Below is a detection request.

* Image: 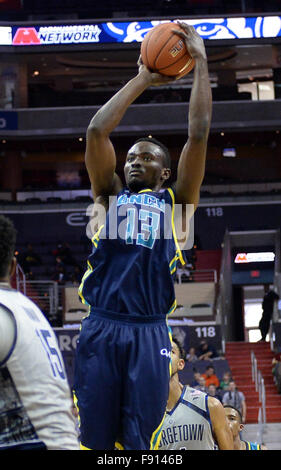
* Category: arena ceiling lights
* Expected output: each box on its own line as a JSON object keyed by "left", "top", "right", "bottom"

{"left": 0, "top": 15, "right": 280, "bottom": 47}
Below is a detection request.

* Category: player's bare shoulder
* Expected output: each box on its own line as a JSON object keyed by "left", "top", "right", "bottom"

{"left": 207, "top": 395, "right": 228, "bottom": 422}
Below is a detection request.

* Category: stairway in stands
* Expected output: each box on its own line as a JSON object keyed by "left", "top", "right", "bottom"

{"left": 225, "top": 342, "right": 281, "bottom": 424}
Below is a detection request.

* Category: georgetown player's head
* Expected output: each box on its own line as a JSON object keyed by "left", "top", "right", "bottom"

{"left": 171, "top": 336, "right": 186, "bottom": 377}
{"left": 124, "top": 137, "right": 171, "bottom": 193}
{"left": 0, "top": 215, "right": 17, "bottom": 281}
{"left": 223, "top": 405, "right": 244, "bottom": 439}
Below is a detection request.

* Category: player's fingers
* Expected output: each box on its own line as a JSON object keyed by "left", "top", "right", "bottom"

{"left": 137, "top": 54, "right": 143, "bottom": 66}
{"left": 172, "top": 29, "right": 189, "bottom": 44}
{"left": 177, "top": 21, "right": 196, "bottom": 35}
{"left": 176, "top": 20, "right": 189, "bottom": 31}
{"left": 171, "top": 28, "right": 186, "bottom": 38}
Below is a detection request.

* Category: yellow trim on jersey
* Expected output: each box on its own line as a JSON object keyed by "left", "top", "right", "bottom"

{"left": 169, "top": 254, "right": 179, "bottom": 275}
{"left": 167, "top": 299, "right": 177, "bottom": 316}
{"left": 167, "top": 187, "right": 186, "bottom": 266}
{"left": 80, "top": 443, "right": 91, "bottom": 450}
{"left": 150, "top": 412, "right": 167, "bottom": 450}
{"left": 78, "top": 224, "right": 104, "bottom": 305}
{"left": 78, "top": 259, "right": 93, "bottom": 305}
{"left": 72, "top": 391, "right": 80, "bottom": 427}
{"left": 138, "top": 188, "right": 153, "bottom": 193}
{"left": 91, "top": 224, "right": 104, "bottom": 247}
{"left": 167, "top": 324, "right": 173, "bottom": 377}
{"left": 245, "top": 441, "right": 261, "bottom": 450}
{"left": 150, "top": 324, "right": 173, "bottom": 450}
{"left": 115, "top": 441, "right": 125, "bottom": 450}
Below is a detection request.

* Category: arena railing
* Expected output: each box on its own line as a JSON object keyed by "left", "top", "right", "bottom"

{"left": 15, "top": 263, "right": 26, "bottom": 295}
{"left": 177, "top": 269, "right": 217, "bottom": 283}
{"left": 251, "top": 351, "right": 266, "bottom": 444}
{"left": 18, "top": 280, "right": 59, "bottom": 322}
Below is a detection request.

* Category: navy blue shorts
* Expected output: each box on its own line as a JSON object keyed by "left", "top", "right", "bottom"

{"left": 73, "top": 309, "right": 172, "bottom": 450}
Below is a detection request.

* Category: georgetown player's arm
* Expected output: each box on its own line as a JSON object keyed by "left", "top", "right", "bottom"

{"left": 85, "top": 64, "right": 173, "bottom": 204}
{"left": 208, "top": 397, "right": 234, "bottom": 450}
{"left": 172, "top": 22, "right": 212, "bottom": 213}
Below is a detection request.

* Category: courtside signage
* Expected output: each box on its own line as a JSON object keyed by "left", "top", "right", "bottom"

{"left": 0, "top": 16, "right": 280, "bottom": 46}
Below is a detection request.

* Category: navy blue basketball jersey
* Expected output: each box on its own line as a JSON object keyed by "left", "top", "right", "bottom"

{"left": 79, "top": 187, "right": 185, "bottom": 318}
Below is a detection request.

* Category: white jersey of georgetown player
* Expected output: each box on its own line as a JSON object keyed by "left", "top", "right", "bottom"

{"left": 158, "top": 386, "right": 218, "bottom": 450}
{"left": 0, "top": 286, "right": 79, "bottom": 450}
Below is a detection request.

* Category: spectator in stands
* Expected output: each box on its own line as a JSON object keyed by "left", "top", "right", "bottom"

{"left": 197, "top": 340, "right": 218, "bottom": 360}
{"left": 71, "top": 265, "right": 83, "bottom": 286}
{"left": 193, "top": 375, "right": 207, "bottom": 393}
{"left": 202, "top": 365, "right": 220, "bottom": 388}
{"left": 25, "top": 271, "right": 35, "bottom": 281}
{"left": 272, "top": 356, "right": 281, "bottom": 394}
{"left": 190, "top": 370, "right": 202, "bottom": 388}
{"left": 55, "top": 256, "right": 65, "bottom": 268}
{"left": 52, "top": 241, "right": 77, "bottom": 267}
{"left": 176, "top": 264, "right": 192, "bottom": 283}
{"left": 186, "top": 347, "right": 198, "bottom": 363}
{"left": 220, "top": 371, "right": 232, "bottom": 391}
{"left": 222, "top": 380, "right": 246, "bottom": 424}
{"left": 51, "top": 264, "right": 68, "bottom": 285}
{"left": 258, "top": 288, "right": 279, "bottom": 341}
{"left": 207, "top": 384, "right": 222, "bottom": 403}
{"left": 19, "top": 243, "right": 42, "bottom": 273}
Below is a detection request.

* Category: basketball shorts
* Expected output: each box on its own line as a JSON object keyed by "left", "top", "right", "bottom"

{"left": 73, "top": 309, "right": 172, "bottom": 450}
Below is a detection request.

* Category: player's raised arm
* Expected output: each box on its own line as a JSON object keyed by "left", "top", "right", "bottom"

{"left": 208, "top": 397, "right": 234, "bottom": 450}
{"left": 85, "top": 63, "right": 173, "bottom": 200}
{"left": 173, "top": 22, "right": 212, "bottom": 211}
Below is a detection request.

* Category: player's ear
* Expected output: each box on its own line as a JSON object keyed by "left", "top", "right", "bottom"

{"left": 178, "top": 359, "right": 185, "bottom": 371}
{"left": 239, "top": 423, "right": 244, "bottom": 432}
{"left": 161, "top": 168, "right": 171, "bottom": 181}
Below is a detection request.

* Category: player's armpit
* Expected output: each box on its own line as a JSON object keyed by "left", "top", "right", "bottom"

{"left": 208, "top": 396, "right": 234, "bottom": 450}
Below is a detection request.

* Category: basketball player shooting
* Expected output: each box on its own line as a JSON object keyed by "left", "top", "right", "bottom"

{"left": 74, "top": 22, "right": 212, "bottom": 450}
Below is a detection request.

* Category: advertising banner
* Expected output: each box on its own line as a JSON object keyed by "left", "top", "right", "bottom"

{"left": 0, "top": 16, "right": 280, "bottom": 47}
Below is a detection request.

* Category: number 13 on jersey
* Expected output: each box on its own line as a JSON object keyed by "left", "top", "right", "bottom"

{"left": 125, "top": 208, "right": 160, "bottom": 249}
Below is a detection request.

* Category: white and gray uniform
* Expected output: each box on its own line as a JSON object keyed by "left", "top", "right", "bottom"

{"left": 158, "top": 386, "right": 217, "bottom": 450}
{"left": 0, "top": 286, "right": 79, "bottom": 450}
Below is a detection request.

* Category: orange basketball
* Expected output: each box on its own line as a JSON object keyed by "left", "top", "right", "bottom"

{"left": 140, "top": 22, "right": 195, "bottom": 79}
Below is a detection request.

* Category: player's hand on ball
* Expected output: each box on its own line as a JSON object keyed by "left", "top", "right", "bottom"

{"left": 137, "top": 55, "right": 176, "bottom": 86}
{"left": 172, "top": 22, "right": 207, "bottom": 61}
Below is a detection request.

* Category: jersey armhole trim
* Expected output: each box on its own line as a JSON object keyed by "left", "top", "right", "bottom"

{"left": 205, "top": 394, "right": 215, "bottom": 440}
{"left": 0, "top": 303, "right": 17, "bottom": 367}
{"left": 167, "top": 187, "right": 185, "bottom": 266}
{"left": 166, "top": 385, "right": 187, "bottom": 416}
